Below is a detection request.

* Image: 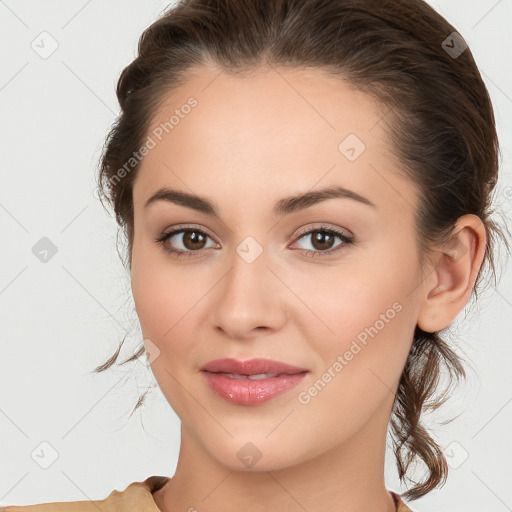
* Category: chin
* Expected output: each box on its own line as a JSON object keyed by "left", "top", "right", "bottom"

{"left": 204, "top": 435, "right": 312, "bottom": 473}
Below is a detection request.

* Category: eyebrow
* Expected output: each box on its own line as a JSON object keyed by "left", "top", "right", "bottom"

{"left": 144, "top": 185, "right": 376, "bottom": 217}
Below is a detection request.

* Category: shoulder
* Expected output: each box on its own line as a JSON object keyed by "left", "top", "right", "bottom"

{"left": 0, "top": 475, "right": 170, "bottom": 512}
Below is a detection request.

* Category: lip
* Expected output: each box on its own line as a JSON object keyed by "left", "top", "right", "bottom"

{"left": 200, "top": 357, "right": 309, "bottom": 375}
{"left": 200, "top": 358, "right": 309, "bottom": 406}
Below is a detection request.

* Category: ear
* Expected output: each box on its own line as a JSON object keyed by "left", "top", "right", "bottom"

{"left": 417, "top": 214, "right": 487, "bottom": 333}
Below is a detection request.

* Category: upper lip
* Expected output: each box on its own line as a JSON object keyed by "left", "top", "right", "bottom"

{"left": 200, "top": 358, "right": 309, "bottom": 376}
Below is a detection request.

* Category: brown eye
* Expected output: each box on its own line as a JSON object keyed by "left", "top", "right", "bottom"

{"left": 309, "top": 230, "right": 337, "bottom": 251}
{"left": 155, "top": 227, "right": 218, "bottom": 257}
{"left": 181, "top": 230, "right": 208, "bottom": 250}
{"left": 292, "top": 226, "right": 354, "bottom": 257}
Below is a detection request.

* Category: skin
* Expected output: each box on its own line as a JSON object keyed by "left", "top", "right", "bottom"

{"left": 129, "top": 64, "right": 486, "bottom": 512}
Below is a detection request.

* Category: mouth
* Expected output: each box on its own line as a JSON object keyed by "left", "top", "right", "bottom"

{"left": 199, "top": 358, "right": 309, "bottom": 405}
{"left": 205, "top": 371, "right": 300, "bottom": 380}
{"left": 199, "top": 357, "right": 309, "bottom": 376}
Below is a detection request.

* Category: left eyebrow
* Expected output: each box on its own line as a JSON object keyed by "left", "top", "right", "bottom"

{"left": 143, "top": 184, "right": 376, "bottom": 217}
{"left": 274, "top": 185, "right": 376, "bottom": 216}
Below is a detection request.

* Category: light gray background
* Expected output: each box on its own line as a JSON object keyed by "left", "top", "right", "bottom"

{"left": 0, "top": 1, "right": 511, "bottom": 510}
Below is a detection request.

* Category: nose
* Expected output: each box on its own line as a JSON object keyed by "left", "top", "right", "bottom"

{"left": 210, "top": 244, "right": 288, "bottom": 340}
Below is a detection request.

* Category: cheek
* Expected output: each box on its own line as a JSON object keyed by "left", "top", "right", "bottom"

{"left": 294, "top": 240, "right": 419, "bottom": 374}
{"left": 130, "top": 254, "right": 201, "bottom": 409}
{"left": 130, "top": 240, "right": 217, "bottom": 380}
{"left": 131, "top": 240, "right": 193, "bottom": 340}
{"left": 293, "top": 263, "right": 417, "bottom": 434}
{"left": 132, "top": 269, "right": 197, "bottom": 341}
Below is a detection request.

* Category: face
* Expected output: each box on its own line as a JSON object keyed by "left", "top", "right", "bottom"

{"left": 130, "top": 65, "right": 426, "bottom": 471}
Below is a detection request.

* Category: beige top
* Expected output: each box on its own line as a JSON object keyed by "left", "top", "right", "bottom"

{"left": 1, "top": 475, "right": 413, "bottom": 511}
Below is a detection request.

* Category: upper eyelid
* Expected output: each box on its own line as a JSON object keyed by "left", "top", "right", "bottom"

{"left": 293, "top": 224, "right": 352, "bottom": 239}
{"left": 163, "top": 223, "right": 219, "bottom": 243}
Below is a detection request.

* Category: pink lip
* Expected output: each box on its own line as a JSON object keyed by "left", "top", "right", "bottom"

{"left": 200, "top": 357, "right": 308, "bottom": 375}
{"left": 200, "top": 358, "right": 309, "bottom": 405}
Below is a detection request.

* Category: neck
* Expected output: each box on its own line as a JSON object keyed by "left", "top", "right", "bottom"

{"left": 154, "top": 397, "right": 397, "bottom": 512}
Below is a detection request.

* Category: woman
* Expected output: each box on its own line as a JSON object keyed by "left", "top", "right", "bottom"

{"left": 3, "top": 0, "right": 508, "bottom": 510}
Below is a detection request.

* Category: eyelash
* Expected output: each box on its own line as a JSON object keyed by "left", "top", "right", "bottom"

{"left": 154, "top": 224, "right": 354, "bottom": 259}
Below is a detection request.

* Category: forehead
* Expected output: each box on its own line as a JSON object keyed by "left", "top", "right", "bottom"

{"left": 132, "top": 65, "right": 416, "bottom": 218}
{"left": 143, "top": 64, "right": 389, "bottom": 156}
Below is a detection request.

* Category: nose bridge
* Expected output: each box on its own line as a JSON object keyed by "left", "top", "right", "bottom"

{"left": 223, "top": 236, "right": 272, "bottom": 308}
{"left": 211, "top": 235, "right": 286, "bottom": 337}
{"left": 228, "top": 236, "right": 268, "bottom": 295}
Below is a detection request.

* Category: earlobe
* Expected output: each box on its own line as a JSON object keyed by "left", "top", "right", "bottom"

{"left": 417, "top": 214, "right": 487, "bottom": 333}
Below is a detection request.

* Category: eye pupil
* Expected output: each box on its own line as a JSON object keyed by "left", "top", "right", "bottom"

{"left": 184, "top": 231, "right": 207, "bottom": 250}
{"left": 312, "top": 230, "right": 335, "bottom": 251}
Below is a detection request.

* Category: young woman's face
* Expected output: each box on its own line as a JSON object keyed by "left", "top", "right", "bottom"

{"left": 130, "top": 65, "right": 426, "bottom": 470}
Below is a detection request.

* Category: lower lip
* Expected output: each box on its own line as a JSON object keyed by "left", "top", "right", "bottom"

{"left": 201, "top": 371, "right": 308, "bottom": 405}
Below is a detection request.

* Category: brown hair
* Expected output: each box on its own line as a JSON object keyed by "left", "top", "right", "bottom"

{"left": 94, "top": 0, "right": 509, "bottom": 501}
